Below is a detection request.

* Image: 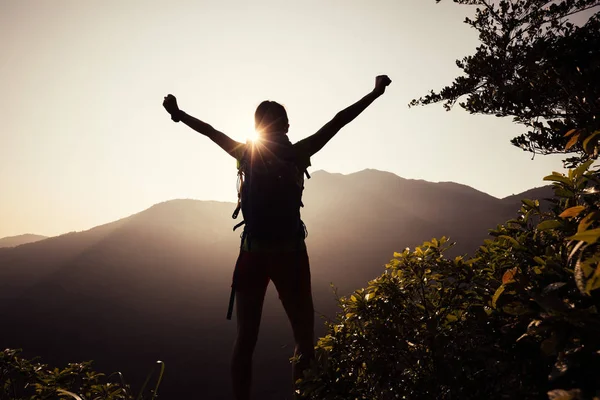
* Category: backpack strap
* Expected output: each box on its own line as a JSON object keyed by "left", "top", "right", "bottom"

{"left": 226, "top": 286, "right": 236, "bottom": 320}
{"left": 232, "top": 142, "right": 251, "bottom": 221}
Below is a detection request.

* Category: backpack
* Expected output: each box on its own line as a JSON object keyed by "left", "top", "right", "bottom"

{"left": 231, "top": 139, "right": 310, "bottom": 245}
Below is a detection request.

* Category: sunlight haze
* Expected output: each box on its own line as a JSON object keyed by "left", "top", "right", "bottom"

{"left": 0, "top": 0, "right": 567, "bottom": 237}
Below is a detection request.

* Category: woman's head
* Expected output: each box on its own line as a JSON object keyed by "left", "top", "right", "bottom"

{"left": 254, "top": 101, "right": 289, "bottom": 136}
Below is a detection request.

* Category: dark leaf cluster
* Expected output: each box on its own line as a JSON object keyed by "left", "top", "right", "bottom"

{"left": 411, "top": 0, "right": 600, "bottom": 159}
{"left": 0, "top": 349, "right": 164, "bottom": 400}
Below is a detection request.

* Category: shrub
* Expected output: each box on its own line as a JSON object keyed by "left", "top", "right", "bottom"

{"left": 0, "top": 349, "right": 164, "bottom": 400}
{"left": 298, "top": 163, "right": 600, "bottom": 399}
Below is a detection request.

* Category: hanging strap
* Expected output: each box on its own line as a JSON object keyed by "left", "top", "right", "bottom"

{"left": 232, "top": 144, "right": 250, "bottom": 221}
{"left": 232, "top": 169, "right": 244, "bottom": 220}
{"left": 226, "top": 287, "right": 236, "bottom": 320}
{"left": 227, "top": 230, "right": 248, "bottom": 320}
{"left": 227, "top": 251, "right": 241, "bottom": 320}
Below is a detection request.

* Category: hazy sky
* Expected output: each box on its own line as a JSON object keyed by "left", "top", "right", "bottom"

{"left": 1, "top": 0, "right": 570, "bottom": 238}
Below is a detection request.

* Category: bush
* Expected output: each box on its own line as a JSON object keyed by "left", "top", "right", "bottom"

{"left": 298, "top": 163, "right": 600, "bottom": 399}
{"left": 0, "top": 349, "right": 164, "bottom": 400}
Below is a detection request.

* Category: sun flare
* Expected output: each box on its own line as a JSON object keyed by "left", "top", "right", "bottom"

{"left": 247, "top": 130, "right": 261, "bottom": 143}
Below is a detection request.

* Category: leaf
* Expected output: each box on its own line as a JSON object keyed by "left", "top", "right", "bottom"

{"left": 565, "top": 132, "right": 580, "bottom": 150}
{"left": 543, "top": 174, "right": 571, "bottom": 186}
{"left": 465, "top": 257, "right": 481, "bottom": 266}
{"left": 537, "top": 220, "right": 562, "bottom": 230}
{"left": 547, "top": 389, "right": 576, "bottom": 400}
{"left": 585, "top": 262, "right": 600, "bottom": 293}
{"left": 554, "top": 187, "right": 575, "bottom": 198}
{"left": 57, "top": 390, "right": 83, "bottom": 400}
{"left": 533, "top": 256, "right": 546, "bottom": 265}
{"left": 502, "top": 302, "right": 530, "bottom": 316}
{"left": 567, "top": 228, "right": 600, "bottom": 244}
{"left": 577, "top": 212, "right": 597, "bottom": 233}
{"left": 568, "top": 240, "right": 586, "bottom": 261}
{"left": 491, "top": 285, "right": 505, "bottom": 308}
{"left": 559, "top": 206, "right": 586, "bottom": 218}
{"left": 573, "top": 159, "right": 595, "bottom": 179}
{"left": 502, "top": 267, "right": 517, "bottom": 284}
{"left": 521, "top": 199, "right": 538, "bottom": 209}
{"left": 583, "top": 131, "right": 600, "bottom": 154}
{"left": 564, "top": 129, "right": 578, "bottom": 137}
{"left": 499, "top": 235, "right": 521, "bottom": 248}
{"left": 365, "top": 292, "right": 374, "bottom": 301}
{"left": 542, "top": 282, "right": 566, "bottom": 294}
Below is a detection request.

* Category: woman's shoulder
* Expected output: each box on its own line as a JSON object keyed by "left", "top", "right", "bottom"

{"left": 292, "top": 141, "right": 312, "bottom": 170}
{"left": 232, "top": 142, "right": 249, "bottom": 162}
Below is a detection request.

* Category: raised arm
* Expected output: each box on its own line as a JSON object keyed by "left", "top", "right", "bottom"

{"left": 163, "top": 94, "right": 244, "bottom": 158}
{"left": 297, "top": 75, "right": 392, "bottom": 157}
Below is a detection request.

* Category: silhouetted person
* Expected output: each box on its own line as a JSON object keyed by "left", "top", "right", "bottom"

{"left": 163, "top": 75, "right": 391, "bottom": 400}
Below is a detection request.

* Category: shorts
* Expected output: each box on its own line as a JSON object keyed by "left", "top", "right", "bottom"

{"left": 231, "top": 248, "right": 312, "bottom": 299}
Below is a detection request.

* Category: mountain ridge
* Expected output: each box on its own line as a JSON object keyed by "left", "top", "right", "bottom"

{"left": 0, "top": 234, "right": 48, "bottom": 248}
{"left": 1, "top": 169, "right": 549, "bottom": 241}
{"left": 311, "top": 168, "right": 516, "bottom": 201}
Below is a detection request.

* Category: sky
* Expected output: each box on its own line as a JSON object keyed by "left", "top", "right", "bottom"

{"left": 0, "top": 0, "right": 571, "bottom": 238}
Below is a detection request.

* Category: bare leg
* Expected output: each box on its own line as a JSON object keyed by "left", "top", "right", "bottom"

{"left": 231, "top": 286, "right": 267, "bottom": 400}
{"left": 281, "top": 289, "right": 315, "bottom": 389}
{"left": 271, "top": 251, "right": 315, "bottom": 398}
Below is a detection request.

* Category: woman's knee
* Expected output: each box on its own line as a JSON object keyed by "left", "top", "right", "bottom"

{"left": 235, "top": 329, "right": 260, "bottom": 350}
{"left": 293, "top": 327, "right": 314, "bottom": 350}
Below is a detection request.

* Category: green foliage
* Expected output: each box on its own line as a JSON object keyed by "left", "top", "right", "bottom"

{"left": 410, "top": 0, "right": 600, "bottom": 161}
{"left": 0, "top": 349, "right": 164, "bottom": 400}
{"left": 298, "top": 163, "right": 600, "bottom": 399}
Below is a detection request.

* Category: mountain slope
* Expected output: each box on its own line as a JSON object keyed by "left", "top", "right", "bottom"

{"left": 0, "top": 169, "right": 552, "bottom": 399}
{"left": 0, "top": 234, "right": 47, "bottom": 248}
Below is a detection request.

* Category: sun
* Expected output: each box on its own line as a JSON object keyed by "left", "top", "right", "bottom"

{"left": 247, "top": 129, "right": 261, "bottom": 143}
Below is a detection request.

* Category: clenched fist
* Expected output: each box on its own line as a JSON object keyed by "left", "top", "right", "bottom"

{"left": 374, "top": 75, "right": 392, "bottom": 96}
{"left": 163, "top": 94, "right": 181, "bottom": 122}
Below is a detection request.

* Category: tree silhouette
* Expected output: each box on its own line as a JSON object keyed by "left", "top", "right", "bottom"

{"left": 411, "top": 0, "right": 600, "bottom": 164}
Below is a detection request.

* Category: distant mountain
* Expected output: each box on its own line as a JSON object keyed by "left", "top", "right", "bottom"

{"left": 0, "top": 169, "right": 552, "bottom": 399}
{"left": 0, "top": 234, "right": 47, "bottom": 248}
{"left": 502, "top": 185, "right": 555, "bottom": 203}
